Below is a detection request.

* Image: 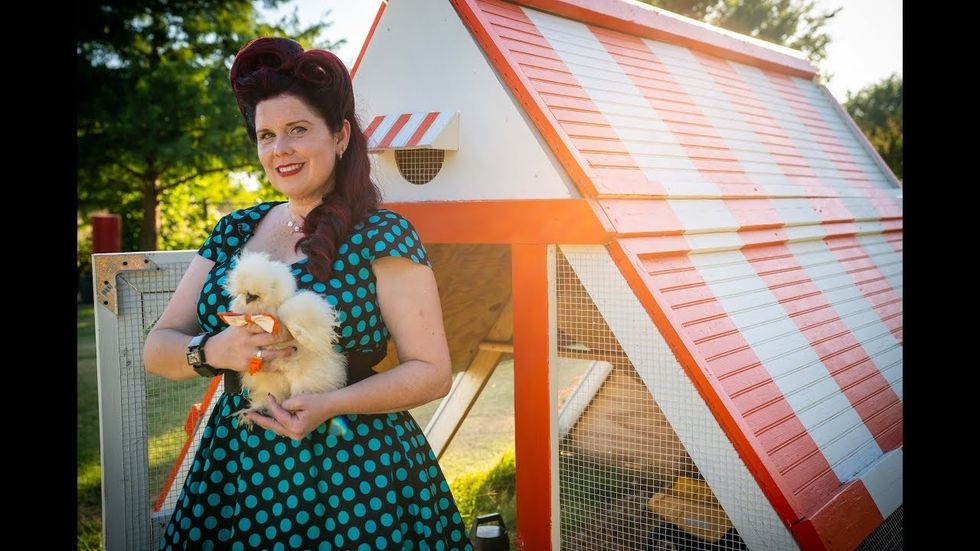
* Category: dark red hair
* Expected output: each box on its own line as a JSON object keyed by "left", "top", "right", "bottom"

{"left": 229, "top": 37, "right": 381, "bottom": 280}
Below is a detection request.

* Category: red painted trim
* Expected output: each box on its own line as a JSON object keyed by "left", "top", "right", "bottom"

{"left": 511, "top": 244, "right": 553, "bottom": 550}
{"left": 791, "top": 479, "right": 884, "bottom": 551}
{"left": 385, "top": 199, "right": 899, "bottom": 249}
{"left": 152, "top": 378, "right": 223, "bottom": 512}
{"left": 606, "top": 240, "right": 803, "bottom": 524}
{"left": 381, "top": 200, "right": 614, "bottom": 244}
{"left": 511, "top": 0, "right": 816, "bottom": 78}
{"left": 378, "top": 113, "right": 412, "bottom": 148}
{"left": 407, "top": 112, "right": 440, "bottom": 147}
{"left": 363, "top": 115, "right": 385, "bottom": 142}
{"left": 350, "top": 0, "right": 387, "bottom": 79}
{"left": 451, "top": 0, "right": 600, "bottom": 197}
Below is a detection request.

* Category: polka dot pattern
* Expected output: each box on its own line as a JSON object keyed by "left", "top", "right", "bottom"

{"left": 160, "top": 203, "right": 470, "bottom": 550}
{"left": 195, "top": 203, "right": 431, "bottom": 348}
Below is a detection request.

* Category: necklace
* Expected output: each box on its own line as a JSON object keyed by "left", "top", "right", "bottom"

{"left": 285, "top": 206, "right": 304, "bottom": 233}
{"left": 286, "top": 217, "right": 303, "bottom": 233}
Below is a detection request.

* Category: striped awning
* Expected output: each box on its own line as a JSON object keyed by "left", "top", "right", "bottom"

{"left": 363, "top": 111, "right": 459, "bottom": 152}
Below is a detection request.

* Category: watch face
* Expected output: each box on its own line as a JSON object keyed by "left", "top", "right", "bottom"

{"left": 187, "top": 349, "right": 203, "bottom": 366}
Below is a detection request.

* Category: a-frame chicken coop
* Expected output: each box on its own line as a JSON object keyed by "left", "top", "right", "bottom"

{"left": 95, "top": 1, "right": 902, "bottom": 550}
{"left": 352, "top": 1, "right": 903, "bottom": 550}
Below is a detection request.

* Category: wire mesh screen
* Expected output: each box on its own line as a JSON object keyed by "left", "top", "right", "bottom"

{"left": 555, "top": 247, "right": 754, "bottom": 551}
{"left": 395, "top": 148, "right": 445, "bottom": 184}
{"left": 855, "top": 506, "right": 903, "bottom": 551}
{"left": 98, "top": 252, "right": 221, "bottom": 549}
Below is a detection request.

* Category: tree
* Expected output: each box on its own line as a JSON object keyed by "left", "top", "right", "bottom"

{"left": 77, "top": 0, "right": 341, "bottom": 252}
{"left": 845, "top": 74, "right": 902, "bottom": 182}
{"left": 638, "top": 0, "right": 840, "bottom": 69}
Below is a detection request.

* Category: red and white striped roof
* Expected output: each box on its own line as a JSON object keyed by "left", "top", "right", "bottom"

{"left": 363, "top": 111, "right": 459, "bottom": 151}
{"left": 450, "top": 1, "right": 903, "bottom": 548}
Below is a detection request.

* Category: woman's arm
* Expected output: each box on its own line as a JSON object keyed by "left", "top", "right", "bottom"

{"left": 248, "top": 255, "right": 453, "bottom": 439}
{"left": 144, "top": 255, "right": 295, "bottom": 380}
{"left": 144, "top": 256, "right": 218, "bottom": 381}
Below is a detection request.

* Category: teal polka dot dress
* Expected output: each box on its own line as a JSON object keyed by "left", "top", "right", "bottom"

{"left": 160, "top": 202, "right": 473, "bottom": 551}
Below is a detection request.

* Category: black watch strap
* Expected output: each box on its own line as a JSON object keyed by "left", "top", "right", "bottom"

{"left": 186, "top": 332, "right": 220, "bottom": 377}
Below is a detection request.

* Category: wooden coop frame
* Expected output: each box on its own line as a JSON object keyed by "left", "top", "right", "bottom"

{"left": 95, "top": 1, "right": 903, "bottom": 550}
{"left": 352, "top": 1, "right": 903, "bottom": 550}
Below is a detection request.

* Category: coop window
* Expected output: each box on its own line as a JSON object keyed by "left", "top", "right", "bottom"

{"left": 395, "top": 148, "right": 445, "bottom": 185}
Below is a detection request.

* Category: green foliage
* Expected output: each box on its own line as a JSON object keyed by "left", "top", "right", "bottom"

{"left": 845, "top": 74, "right": 903, "bottom": 181}
{"left": 451, "top": 447, "right": 518, "bottom": 548}
{"left": 157, "top": 171, "right": 284, "bottom": 251}
{"left": 77, "top": 0, "right": 341, "bottom": 254}
{"left": 639, "top": 0, "right": 840, "bottom": 70}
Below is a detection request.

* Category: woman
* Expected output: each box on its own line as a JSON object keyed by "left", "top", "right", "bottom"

{"left": 144, "top": 37, "right": 473, "bottom": 551}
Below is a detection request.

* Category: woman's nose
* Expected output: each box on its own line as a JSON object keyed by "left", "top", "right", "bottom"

{"left": 273, "top": 135, "right": 293, "bottom": 155}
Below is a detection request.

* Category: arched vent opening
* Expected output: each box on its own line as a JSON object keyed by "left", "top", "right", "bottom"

{"left": 394, "top": 148, "right": 445, "bottom": 185}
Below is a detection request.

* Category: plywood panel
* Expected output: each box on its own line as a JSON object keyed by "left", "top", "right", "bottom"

{"left": 373, "top": 244, "right": 512, "bottom": 374}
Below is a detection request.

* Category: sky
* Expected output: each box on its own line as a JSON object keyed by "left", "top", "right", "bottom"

{"left": 261, "top": 0, "right": 902, "bottom": 102}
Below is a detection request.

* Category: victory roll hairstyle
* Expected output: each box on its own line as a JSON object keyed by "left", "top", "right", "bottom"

{"left": 229, "top": 37, "right": 382, "bottom": 280}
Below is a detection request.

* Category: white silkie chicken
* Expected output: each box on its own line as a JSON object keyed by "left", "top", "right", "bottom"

{"left": 221, "top": 250, "right": 347, "bottom": 424}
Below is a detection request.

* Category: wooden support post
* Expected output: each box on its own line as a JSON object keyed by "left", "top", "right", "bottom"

{"left": 511, "top": 244, "right": 554, "bottom": 550}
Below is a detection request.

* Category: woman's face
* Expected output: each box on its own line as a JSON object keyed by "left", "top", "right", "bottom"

{"left": 254, "top": 94, "right": 349, "bottom": 202}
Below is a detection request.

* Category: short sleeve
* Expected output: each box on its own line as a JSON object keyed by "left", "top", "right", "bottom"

{"left": 197, "top": 215, "right": 238, "bottom": 264}
{"left": 357, "top": 209, "right": 432, "bottom": 268}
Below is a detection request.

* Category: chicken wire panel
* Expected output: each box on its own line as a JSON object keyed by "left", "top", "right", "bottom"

{"left": 394, "top": 148, "right": 446, "bottom": 184}
{"left": 556, "top": 245, "right": 798, "bottom": 551}
{"left": 96, "top": 251, "right": 220, "bottom": 551}
{"left": 855, "top": 506, "right": 902, "bottom": 551}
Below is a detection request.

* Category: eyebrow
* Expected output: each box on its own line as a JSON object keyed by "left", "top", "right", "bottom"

{"left": 256, "top": 119, "right": 312, "bottom": 134}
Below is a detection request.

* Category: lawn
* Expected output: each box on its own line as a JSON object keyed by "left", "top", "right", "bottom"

{"left": 77, "top": 304, "right": 103, "bottom": 551}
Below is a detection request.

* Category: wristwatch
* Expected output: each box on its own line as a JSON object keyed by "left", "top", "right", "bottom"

{"left": 186, "top": 332, "right": 220, "bottom": 377}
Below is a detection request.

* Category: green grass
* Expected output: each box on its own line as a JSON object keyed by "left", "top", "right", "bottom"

{"left": 452, "top": 448, "right": 518, "bottom": 549}
{"left": 411, "top": 360, "right": 518, "bottom": 484}
{"left": 410, "top": 363, "right": 519, "bottom": 546}
{"left": 77, "top": 304, "right": 103, "bottom": 550}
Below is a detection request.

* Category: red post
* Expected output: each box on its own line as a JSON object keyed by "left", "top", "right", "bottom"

{"left": 511, "top": 244, "right": 553, "bottom": 550}
{"left": 92, "top": 214, "right": 122, "bottom": 253}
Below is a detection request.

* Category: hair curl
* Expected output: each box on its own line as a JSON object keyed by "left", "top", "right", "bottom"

{"left": 229, "top": 37, "right": 382, "bottom": 280}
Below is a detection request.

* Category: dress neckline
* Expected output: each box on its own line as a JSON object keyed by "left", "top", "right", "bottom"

{"left": 242, "top": 201, "right": 309, "bottom": 266}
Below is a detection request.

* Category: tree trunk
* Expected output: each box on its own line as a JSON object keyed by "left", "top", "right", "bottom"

{"left": 141, "top": 178, "right": 160, "bottom": 251}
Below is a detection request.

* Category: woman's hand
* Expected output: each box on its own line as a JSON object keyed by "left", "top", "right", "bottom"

{"left": 245, "top": 393, "right": 334, "bottom": 441}
{"left": 204, "top": 323, "right": 295, "bottom": 373}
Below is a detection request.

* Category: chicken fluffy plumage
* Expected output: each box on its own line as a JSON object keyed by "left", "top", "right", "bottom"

{"left": 224, "top": 250, "right": 347, "bottom": 423}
